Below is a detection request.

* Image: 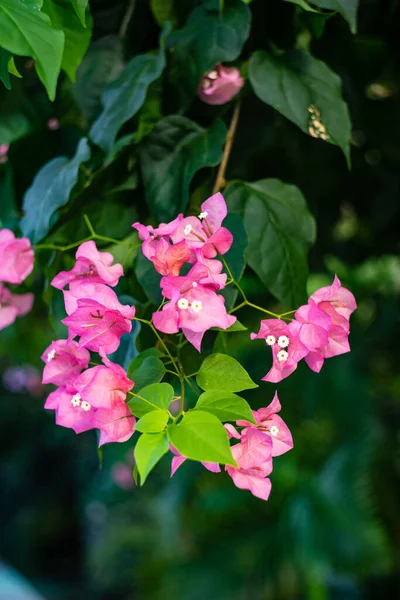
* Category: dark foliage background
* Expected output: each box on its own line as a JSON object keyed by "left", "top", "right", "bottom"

{"left": 1, "top": 0, "right": 400, "bottom": 598}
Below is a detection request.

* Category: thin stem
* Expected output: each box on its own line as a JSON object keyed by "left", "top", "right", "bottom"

{"left": 119, "top": 0, "right": 136, "bottom": 39}
{"left": 213, "top": 98, "right": 241, "bottom": 194}
{"left": 83, "top": 213, "right": 96, "bottom": 236}
{"left": 34, "top": 236, "right": 93, "bottom": 252}
{"left": 279, "top": 309, "right": 297, "bottom": 318}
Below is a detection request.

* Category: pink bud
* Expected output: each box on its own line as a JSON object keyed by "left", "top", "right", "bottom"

{"left": 197, "top": 64, "right": 244, "bottom": 106}
{"left": 47, "top": 118, "right": 60, "bottom": 131}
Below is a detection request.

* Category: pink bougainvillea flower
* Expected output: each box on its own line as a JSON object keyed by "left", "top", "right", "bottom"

{"left": 153, "top": 264, "right": 236, "bottom": 351}
{"left": 133, "top": 214, "right": 184, "bottom": 259}
{"left": 193, "top": 249, "right": 227, "bottom": 289}
{"left": 41, "top": 339, "right": 90, "bottom": 386}
{"left": 63, "top": 282, "right": 134, "bottom": 317}
{"left": 226, "top": 429, "right": 273, "bottom": 501}
{"left": 170, "top": 445, "right": 221, "bottom": 477}
{"left": 0, "top": 283, "right": 33, "bottom": 331}
{"left": 237, "top": 392, "right": 293, "bottom": 457}
{"left": 251, "top": 319, "right": 308, "bottom": 383}
{"left": 74, "top": 355, "right": 134, "bottom": 409}
{"left": 171, "top": 193, "right": 233, "bottom": 258}
{"left": 51, "top": 241, "right": 123, "bottom": 290}
{"left": 145, "top": 238, "right": 191, "bottom": 276}
{"left": 94, "top": 403, "right": 136, "bottom": 445}
{"left": 197, "top": 63, "right": 244, "bottom": 106}
{"left": 309, "top": 275, "right": 357, "bottom": 322}
{"left": 0, "top": 229, "right": 34, "bottom": 284}
{"left": 294, "top": 300, "right": 332, "bottom": 351}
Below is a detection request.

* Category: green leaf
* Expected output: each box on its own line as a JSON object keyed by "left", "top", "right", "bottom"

{"left": 135, "top": 251, "right": 162, "bottom": 305}
{"left": 249, "top": 49, "right": 352, "bottom": 163}
{"left": 212, "top": 320, "right": 247, "bottom": 332}
{"left": 0, "top": 112, "right": 31, "bottom": 145}
{"left": 225, "top": 179, "right": 316, "bottom": 306}
{"left": 286, "top": 0, "right": 358, "bottom": 32}
{"left": 20, "top": 137, "right": 91, "bottom": 244}
{"left": 168, "top": 0, "right": 250, "bottom": 106}
{"left": 89, "top": 25, "right": 169, "bottom": 153}
{"left": 8, "top": 56, "right": 21, "bottom": 78}
{"left": 284, "top": 0, "right": 324, "bottom": 13}
{"left": 134, "top": 431, "right": 169, "bottom": 484}
{"left": 168, "top": 411, "right": 236, "bottom": 466}
{"left": 150, "top": 0, "right": 176, "bottom": 26}
{"left": 42, "top": 0, "right": 92, "bottom": 82}
{"left": 128, "top": 382, "right": 174, "bottom": 418}
{"left": 140, "top": 116, "right": 227, "bottom": 221}
{"left": 127, "top": 355, "right": 166, "bottom": 393}
{"left": 220, "top": 213, "right": 247, "bottom": 310}
{"left": 135, "top": 410, "right": 169, "bottom": 433}
{"left": 128, "top": 348, "right": 162, "bottom": 371}
{"left": 196, "top": 353, "right": 258, "bottom": 393}
{"left": 195, "top": 391, "right": 256, "bottom": 423}
{"left": 0, "top": 48, "right": 12, "bottom": 89}
{"left": 71, "top": 0, "right": 88, "bottom": 27}
{"left": 0, "top": 0, "right": 64, "bottom": 100}
{"left": 0, "top": 168, "right": 17, "bottom": 229}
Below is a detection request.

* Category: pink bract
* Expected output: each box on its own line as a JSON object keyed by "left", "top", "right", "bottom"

{"left": 170, "top": 445, "right": 221, "bottom": 476}
{"left": 0, "top": 283, "right": 34, "bottom": 331}
{"left": 0, "top": 229, "right": 34, "bottom": 285}
{"left": 197, "top": 64, "right": 244, "bottom": 106}
{"left": 309, "top": 275, "right": 357, "bottom": 321}
{"left": 74, "top": 356, "right": 134, "bottom": 409}
{"left": 41, "top": 339, "right": 90, "bottom": 386}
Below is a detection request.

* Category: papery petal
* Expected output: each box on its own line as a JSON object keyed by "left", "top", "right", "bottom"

{"left": 226, "top": 468, "right": 272, "bottom": 501}
{"left": 309, "top": 275, "right": 357, "bottom": 320}
{"left": 200, "top": 192, "right": 227, "bottom": 231}
{"left": 181, "top": 328, "right": 205, "bottom": 352}
{"left": 152, "top": 301, "right": 179, "bottom": 334}
{"left": 95, "top": 404, "right": 136, "bottom": 445}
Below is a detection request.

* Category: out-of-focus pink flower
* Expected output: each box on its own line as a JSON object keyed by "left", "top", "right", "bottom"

{"left": 237, "top": 392, "right": 293, "bottom": 457}
{"left": 226, "top": 429, "right": 273, "bottom": 501}
{"left": 74, "top": 355, "right": 134, "bottom": 409}
{"left": 251, "top": 319, "right": 308, "bottom": 383}
{"left": 170, "top": 445, "right": 221, "bottom": 476}
{"left": 152, "top": 264, "right": 235, "bottom": 351}
{"left": 197, "top": 63, "right": 244, "bottom": 106}
{"left": 41, "top": 339, "right": 90, "bottom": 386}
{"left": 0, "top": 229, "right": 34, "bottom": 284}
{"left": 47, "top": 118, "right": 60, "bottom": 130}
{"left": 51, "top": 241, "right": 123, "bottom": 290}
{"left": 0, "top": 143, "right": 9, "bottom": 163}
{"left": 111, "top": 462, "right": 134, "bottom": 489}
{"left": 0, "top": 283, "right": 33, "bottom": 330}
{"left": 171, "top": 192, "right": 233, "bottom": 258}
{"left": 3, "top": 364, "right": 43, "bottom": 396}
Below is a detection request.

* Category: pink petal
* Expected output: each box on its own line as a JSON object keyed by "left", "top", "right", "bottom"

{"left": 200, "top": 192, "right": 227, "bottom": 231}
{"left": 95, "top": 404, "right": 136, "bottom": 445}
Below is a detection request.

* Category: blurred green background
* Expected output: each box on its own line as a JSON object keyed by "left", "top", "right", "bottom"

{"left": 1, "top": 0, "right": 400, "bottom": 599}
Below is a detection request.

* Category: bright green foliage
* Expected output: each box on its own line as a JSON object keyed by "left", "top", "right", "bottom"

{"left": 249, "top": 49, "right": 352, "bottom": 162}
{"left": 135, "top": 410, "right": 169, "bottom": 433}
{"left": 71, "top": 0, "right": 88, "bottom": 27}
{"left": 140, "top": 116, "right": 227, "bottom": 221}
{"left": 89, "top": 25, "right": 169, "bottom": 153}
{"left": 196, "top": 353, "right": 258, "bottom": 393}
{"left": 0, "top": 0, "right": 64, "bottom": 100}
{"left": 225, "top": 179, "right": 316, "bottom": 306}
{"left": 128, "top": 383, "right": 174, "bottom": 418}
{"left": 42, "top": 0, "right": 92, "bottom": 82}
{"left": 194, "top": 391, "right": 256, "bottom": 423}
{"left": 134, "top": 431, "right": 169, "bottom": 484}
{"left": 127, "top": 350, "right": 166, "bottom": 392}
{"left": 168, "top": 411, "right": 237, "bottom": 466}
{"left": 20, "top": 137, "right": 91, "bottom": 243}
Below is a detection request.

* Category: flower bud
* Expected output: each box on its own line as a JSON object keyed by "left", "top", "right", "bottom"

{"left": 197, "top": 63, "right": 244, "bottom": 105}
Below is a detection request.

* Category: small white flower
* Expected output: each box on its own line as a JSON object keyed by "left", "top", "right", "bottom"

{"left": 192, "top": 282, "right": 198, "bottom": 288}
{"left": 277, "top": 350, "right": 288, "bottom": 362}
{"left": 177, "top": 298, "right": 189, "bottom": 310}
{"left": 81, "top": 401, "right": 92, "bottom": 412}
{"left": 266, "top": 335, "right": 276, "bottom": 346}
{"left": 277, "top": 335, "right": 289, "bottom": 348}
{"left": 191, "top": 300, "right": 203, "bottom": 313}
{"left": 184, "top": 224, "right": 193, "bottom": 235}
{"left": 198, "top": 211, "right": 208, "bottom": 220}
{"left": 71, "top": 393, "right": 81, "bottom": 407}
{"left": 207, "top": 70, "right": 218, "bottom": 80}
{"left": 47, "top": 349, "right": 56, "bottom": 362}
{"left": 270, "top": 425, "right": 279, "bottom": 437}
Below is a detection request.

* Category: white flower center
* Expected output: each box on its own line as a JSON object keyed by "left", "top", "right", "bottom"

{"left": 71, "top": 393, "right": 81, "bottom": 407}
{"left": 277, "top": 335, "right": 289, "bottom": 348}
{"left": 266, "top": 335, "right": 276, "bottom": 346}
{"left": 177, "top": 298, "right": 189, "bottom": 310}
{"left": 191, "top": 300, "right": 203, "bottom": 313}
{"left": 198, "top": 211, "right": 208, "bottom": 220}
{"left": 184, "top": 224, "right": 193, "bottom": 235}
{"left": 207, "top": 70, "right": 218, "bottom": 80}
{"left": 270, "top": 425, "right": 279, "bottom": 437}
{"left": 47, "top": 349, "right": 56, "bottom": 362}
{"left": 277, "top": 350, "right": 288, "bottom": 362}
{"left": 81, "top": 401, "right": 92, "bottom": 412}
{"left": 192, "top": 282, "right": 197, "bottom": 287}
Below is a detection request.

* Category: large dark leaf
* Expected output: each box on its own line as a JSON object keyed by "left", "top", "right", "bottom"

{"left": 285, "top": 0, "right": 359, "bottom": 33}
{"left": 225, "top": 179, "right": 316, "bottom": 307}
{"left": 140, "top": 115, "right": 226, "bottom": 221}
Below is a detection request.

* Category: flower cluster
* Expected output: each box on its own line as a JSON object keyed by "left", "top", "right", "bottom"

{"left": 251, "top": 277, "right": 357, "bottom": 382}
{"left": 197, "top": 63, "right": 244, "bottom": 105}
{"left": 171, "top": 392, "right": 292, "bottom": 501}
{"left": 134, "top": 192, "right": 236, "bottom": 351}
{"left": 42, "top": 241, "right": 136, "bottom": 444}
{"left": 0, "top": 228, "right": 34, "bottom": 331}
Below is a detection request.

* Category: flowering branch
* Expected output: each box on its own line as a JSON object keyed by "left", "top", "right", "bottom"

{"left": 213, "top": 99, "right": 241, "bottom": 194}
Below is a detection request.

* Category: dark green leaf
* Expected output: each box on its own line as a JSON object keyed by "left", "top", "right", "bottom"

{"left": 128, "top": 348, "right": 162, "bottom": 371}
{"left": 20, "top": 137, "right": 91, "bottom": 244}
{"left": 135, "top": 251, "right": 162, "bottom": 305}
{"left": 0, "top": 48, "right": 12, "bottom": 90}
{"left": 195, "top": 391, "right": 256, "bottom": 423}
{"left": 42, "top": 0, "right": 92, "bottom": 82}
{"left": 128, "top": 382, "right": 174, "bottom": 418}
{"left": 127, "top": 356, "right": 166, "bottom": 392}
{"left": 0, "top": 168, "right": 17, "bottom": 229}
{"left": 212, "top": 320, "right": 247, "bottom": 332}
{"left": 89, "top": 25, "right": 169, "bottom": 153}
{"left": 110, "top": 319, "right": 141, "bottom": 371}
{"left": 168, "top": 411, "right": 237, "bottom": 466}
{"left": 135, "top": 410, "right": 169, "bottom": 433}
{"left": 196, "top": 353, "right": 258, "bottom": 392}
{"left": 140, "top": 116, "right": 227, "bottom": 221}
{"left": 168, "top": 0, "right": 250, "bottom": 106}
{"left": 249, "top": 49, "right": 352, "bottom": 163}
{"left": 150, "top": 0, "right": 176, "bottom": 26}
{"left": 134, "top": 431, "right": 169, "bottom": 484}
{"left": 71, "top": 0, "right": 88, "bottom": 27}
{"left": 0, "top": 112, "right": 31, "bottom": 145}
{"left": 0, "top": 0, "right": 64, "bottom": 100}
{"left": 220, "top": 212, "right": 247, "bottom": 310}
{"left": 225, "top": 179, "right": 316, "bottom": 306}
{"left": 286, "top": 0, "right": 358, "bottom": 32}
